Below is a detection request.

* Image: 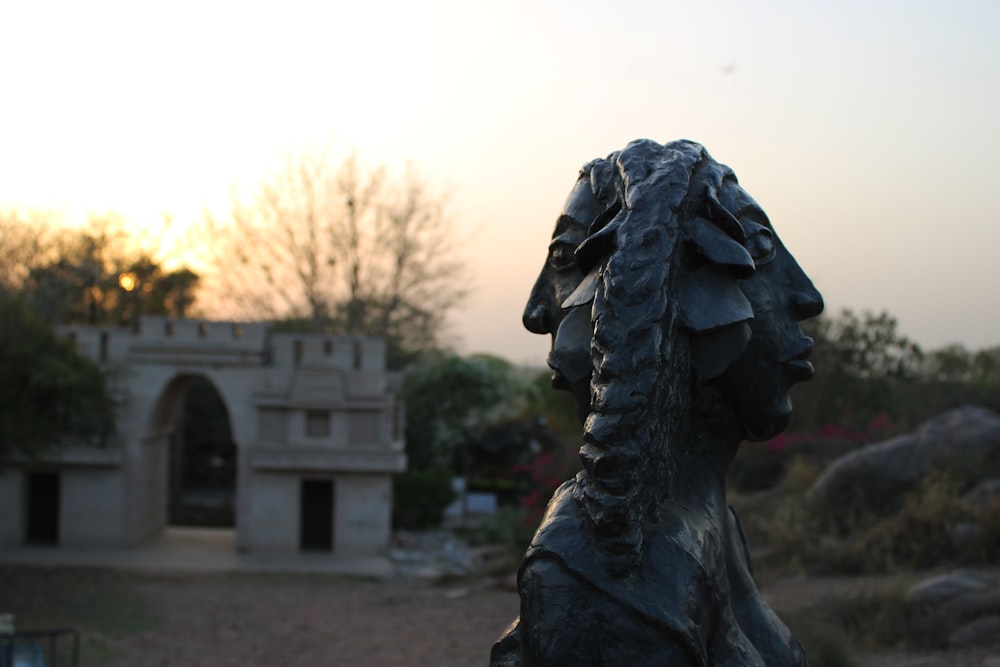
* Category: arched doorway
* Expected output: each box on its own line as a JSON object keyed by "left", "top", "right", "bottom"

{"left": 168, "top": 376, "right": 237, "bottom": 527}
{"left": 142, "top": 373, "right": 238, "bottom": 541}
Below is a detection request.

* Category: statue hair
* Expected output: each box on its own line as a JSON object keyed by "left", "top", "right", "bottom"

{"left": 570, "top": 139, "right": 746, "bottom": 576}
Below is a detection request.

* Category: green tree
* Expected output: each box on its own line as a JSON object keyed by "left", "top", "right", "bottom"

{"left": 793, "top": 309, "right": 923, "bottom": 432}
{"left": 921, "top": 343, "right": 1000, "bottom": 387}
{"left": 0, "top": 295, "right": 115, "bottom": 460}
{"left": 402, "top": 353, "right": 528, "bottom": 471}
{"left": 392, "top": 467, "right": 458, "bottom": 530}
{"left": 923, "top": 343, "right": 976, "bottom": 383}
{"left": 25, "top": 220, "right": 198, "bottom": 326}
{"left": 527, "top": 370, "right": 583, "bottom": 444}
{"left": 202, "top": 150, "right": 466, "bottom": 368}
{"left": 1, "top": 212, "right": 198, "bottom": 327}
{"left": 392, "top": 353, "right": 530, "bottom": 528}
{"left": 904, "top": 343, "right": 1000, "bottom": 419}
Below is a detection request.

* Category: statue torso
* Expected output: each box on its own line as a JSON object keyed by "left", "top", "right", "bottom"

{"left": 492, "top": 481, "right": 808, "bottom": 667}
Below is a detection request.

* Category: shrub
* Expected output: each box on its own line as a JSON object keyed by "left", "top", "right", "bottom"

{"left": 0, "top": 294, "right": 116, "bottom": 460}
{"left": 453, "top": 506, "right": 537, "bottom": 572}
{"left": 785, "top": 616, "right": 858, "bottom": 667}
{"left": 733, "top": 468, "right": 1000, "bottom": 575}
{"left": 392, "top": 467, "right": 457, "bottom": 530}
{"left": 775, "top": 586, "right": 916, "bottom": 665}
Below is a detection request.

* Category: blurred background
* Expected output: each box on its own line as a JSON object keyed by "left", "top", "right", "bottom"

{"left": 2, "top": 0, "right": 999, "bottom": 361}
{"left": 2, "top": 2, "right": 1000, "bottom": 666}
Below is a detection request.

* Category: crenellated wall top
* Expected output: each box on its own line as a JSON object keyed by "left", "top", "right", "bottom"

{"left": 58, "top": 316, "right": 387, "bottom": 372}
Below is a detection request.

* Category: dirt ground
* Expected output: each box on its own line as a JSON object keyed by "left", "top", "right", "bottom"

{"left": 6, "top": 565, "right": 999, "bottom": 666}
{"left": 100, "top": 573, "right": 1000, "bottom": 667}
{"left": 101, "top": 573, "right": 518, "bottom": 667}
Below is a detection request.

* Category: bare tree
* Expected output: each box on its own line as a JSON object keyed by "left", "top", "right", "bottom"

{"left": 0, "top": 209, "right": 54, "bottom": 294}
{"left": 202, "top": 150, "right": 467, "bottom": 365}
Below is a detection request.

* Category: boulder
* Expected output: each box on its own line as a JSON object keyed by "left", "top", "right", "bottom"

{"left": 906, "top": 570, "right": 993, "bottom": 603}
{"left": 939, "top": 590, "right": 1000, "bottom": 622}
{"left": 906, "top": 570, "right": 1000, "bottom": 649}
{"left": 949, "top": 615, "right": 1000, "bottom": 648}
{"left": 806, "top": 405, "right": 1000, "bottom": 513}
{"left": 964, "top": 478, "right": 1000, "bottom": 507}
{"left": 948, "top": 522, "right": 982, "bottom": 549}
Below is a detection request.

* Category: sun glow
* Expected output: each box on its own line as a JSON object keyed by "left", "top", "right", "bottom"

{"left": 118, "top": 273, "right": 137, "bottom": 293}
{"left": 2, "top": 1, "right": 999, "bottom": 360}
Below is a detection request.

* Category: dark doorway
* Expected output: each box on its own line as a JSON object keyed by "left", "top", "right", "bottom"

{"left": 300, "top": 479, "right": 334, "bottom": 551}
{"left": 168, "top": 377, "right": 236, "bottom": 527}
{"left": 25, "top": 472, "right": 60, "bottom": 545}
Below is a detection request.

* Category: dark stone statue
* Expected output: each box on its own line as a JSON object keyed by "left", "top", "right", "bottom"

{"left": 491, "top": 139, "right": 823, "bottom": 666}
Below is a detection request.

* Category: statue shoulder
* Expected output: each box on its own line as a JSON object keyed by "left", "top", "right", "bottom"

{"left": 519, "top": 556, "right": 698, "bottom": 666}
{"left": 516, "top": 480, "right": 713, "bottom": 665}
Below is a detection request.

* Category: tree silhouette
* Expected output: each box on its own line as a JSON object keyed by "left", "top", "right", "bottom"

{"left": 202, "top": 150, "right": 466, "bottom": 367}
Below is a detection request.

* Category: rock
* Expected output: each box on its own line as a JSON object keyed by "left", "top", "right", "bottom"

{"left": 907, "top": 572, "right": 1000, "bottom": 650}
{"left": 388, "top": 529, "right": 481, "bottom": 578}
{"left": 964, "top": 479, "right": 1000, "bottom": 507}
{"left": 788, "top": 436, "right": 861, "bottom": 466}
{"left": 949, "top": 615, "right": 1000, "bottom": 648}
{"left": 894, "top": 659, "right": 947, "bottom": 667}
{"left": 907, "top": 570, "right": 993, "bottom": 603}
{"left": 949, "top": 522, "right": 982, "bottom": 549}
{"left": 938, "top": 590, "right": 1000, "bottom": 623}
{"left": 807, "top": 405, "right": 1000, "bottom": 513}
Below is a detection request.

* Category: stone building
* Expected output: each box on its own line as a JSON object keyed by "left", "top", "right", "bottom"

{"left": 0, "top": 316, "right": 406, "bottom": 555}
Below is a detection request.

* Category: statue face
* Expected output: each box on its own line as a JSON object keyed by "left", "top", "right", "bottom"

{"left": 523, "top": 166, "right": 823, "bottom": 440}
{"left": 523, "top": 177, "right": 602, "bottom": 417}
{"left": 713, "top": 182, "right": 824, "bottom": 440}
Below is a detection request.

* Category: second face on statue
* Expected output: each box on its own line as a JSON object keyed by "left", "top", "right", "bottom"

{"left": 524, "top": 165, "right": 823, "bottom": 441}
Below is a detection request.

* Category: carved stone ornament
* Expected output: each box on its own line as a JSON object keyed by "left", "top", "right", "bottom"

{"left": 492, "top": 139, "right": 823, "bottom": 666}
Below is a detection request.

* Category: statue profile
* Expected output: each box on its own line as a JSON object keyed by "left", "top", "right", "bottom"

{"left": 492, "top": 139, "right": 823, "bottom": 666}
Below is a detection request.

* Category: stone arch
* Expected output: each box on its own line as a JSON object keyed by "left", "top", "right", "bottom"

{"left": 133, "top": 371, "right": 240, "bottom": 544}
{"left": 1, "top": 317, "right": 406, "bottom": 556}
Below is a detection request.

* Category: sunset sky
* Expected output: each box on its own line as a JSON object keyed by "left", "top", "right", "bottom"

{"left": 2, "top": 0, "right": 998, "bottom": 365}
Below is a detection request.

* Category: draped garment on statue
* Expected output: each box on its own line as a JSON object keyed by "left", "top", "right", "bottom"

{"left": 491, "top": 481, "right": 809, "bottom": 666}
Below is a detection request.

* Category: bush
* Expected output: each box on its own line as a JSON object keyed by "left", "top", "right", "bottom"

{"left": 785, "top": 616, "right": 858, "bottom": 667}
{"left": 733, "top": 469, "right": 1000, "bottom": 575}
{"left": 453, "top": 506, "right": 537, "bottom": 571}
{"left": 0, "top": 294, "right": 115, "bottom": 460}
{"left": 775, "top": 586, "right": 916, "bottom": 666}
{"left": 392, "top": 468, "right": 457, "bottom": 530}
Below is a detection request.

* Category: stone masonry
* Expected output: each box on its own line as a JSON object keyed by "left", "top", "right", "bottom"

{"left": 0, "top": 316, "right": 406, "bottom": 556}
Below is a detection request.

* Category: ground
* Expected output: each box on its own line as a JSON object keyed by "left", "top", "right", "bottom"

{"left": 105, "top": 574, "right": 517, "bottom": 667}
{"left": 2, "top": 566, "right": 518, "bottom": 667}
{"left": 3, "top": 565, "right": 998, "bottom": 666}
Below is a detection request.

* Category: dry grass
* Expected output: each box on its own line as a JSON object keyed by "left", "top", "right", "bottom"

{"left": 733, "top": 464, "right": 1000, "bottom": 575}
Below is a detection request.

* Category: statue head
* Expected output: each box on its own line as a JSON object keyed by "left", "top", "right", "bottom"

{"left": 523, "top": 139, "right": 823, "bottom": 571}
{"left": 523, "top": 155, "right": 619, "bottom": 419}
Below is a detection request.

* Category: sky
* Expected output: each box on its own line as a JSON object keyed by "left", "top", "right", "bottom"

{"left": 2, "top": 0, "right": 999, "bottom": 365}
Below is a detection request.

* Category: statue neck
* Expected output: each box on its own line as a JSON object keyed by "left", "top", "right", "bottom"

{"left": 661, "top": 423, "right": 739, "bottom": 524}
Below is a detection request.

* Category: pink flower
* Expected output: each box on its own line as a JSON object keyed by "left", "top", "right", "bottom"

{"left": 767, "top": 433, "right": 792, "bottom": 452}
{"left": 868, "top": 413, "right": 893, "bottom": 432}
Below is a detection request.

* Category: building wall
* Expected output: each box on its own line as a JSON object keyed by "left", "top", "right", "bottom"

{"left": 60, "top": 469, "right": 126, "bottom": 547}
{"left": 243, "top": 471, "right": 300, "bottom": 552}
{"left": 2, "top": 317, "right": 407, "bottom": 556}
{"left": 0, "top": 467, "right": 127, "bottom": 548}
{"left": 335, "top": 474, "right": 393, "bottom": 555}
{"left": 0, "top": 470, "right": 23, "bottom": 546}
{"left": 129, "top": 434, "right": 169, "bottom": 545}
